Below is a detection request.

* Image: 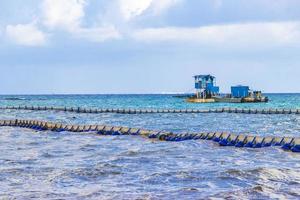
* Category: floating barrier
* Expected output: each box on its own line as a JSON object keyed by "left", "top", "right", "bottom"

{"left": 1, "top": 106, "right": 300, "bottom": 115}
{"left": 0, "top": 119, "right": 299, "bottom": 153}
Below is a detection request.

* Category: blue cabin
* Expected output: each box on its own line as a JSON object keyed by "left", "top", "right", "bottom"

{"left": 231, "top": 86, "right": 249, "bottom": 98}
{"left": 194, "top": 75, "right": 219, "bottom": 98}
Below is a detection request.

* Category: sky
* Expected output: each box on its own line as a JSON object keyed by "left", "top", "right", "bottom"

{"left": 0, "top": 0, "right": 300, "bottom": 94}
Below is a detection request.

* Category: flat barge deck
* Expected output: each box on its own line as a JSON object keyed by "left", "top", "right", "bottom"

{"left": 186, "top": 96, "right": 268, "bottom": 103}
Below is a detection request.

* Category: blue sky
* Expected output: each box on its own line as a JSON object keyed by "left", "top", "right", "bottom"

{"left": 0, "top": 0, "right": 300, "bottom": 94}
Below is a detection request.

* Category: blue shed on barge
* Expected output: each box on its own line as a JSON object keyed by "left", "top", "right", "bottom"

{"left": 231, "top": 86, "right": 250, "bottom": 98}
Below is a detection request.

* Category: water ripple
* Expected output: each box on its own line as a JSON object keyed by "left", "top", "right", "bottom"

{"left": 0, "top": 94, "right": 300, "bottom": 198}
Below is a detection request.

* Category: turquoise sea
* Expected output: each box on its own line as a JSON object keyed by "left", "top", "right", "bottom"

{"left": 0, "top": 94, "right": 300, "bottom": 199}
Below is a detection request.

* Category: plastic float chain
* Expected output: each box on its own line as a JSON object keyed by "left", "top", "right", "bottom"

{"left": 0, "top": 119, "right": 299, "bottom": 153}
{"left": 1, "top": 106, "right": 300, "bottom": 115}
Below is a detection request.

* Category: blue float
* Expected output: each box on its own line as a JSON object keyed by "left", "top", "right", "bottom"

{"left": 273, "top": 138, "right": 284, "bottom": 146}
{"left": 244, "top": 141, "right": 254, "bottom": 148}
{"left": 212, "top": 136, "right": 221, "bottom": 142}
{"left": 112, "top": 131, "right": 121, "bottom": 135}
{"left": 253, "top": 143, "right": 262, "bottom": 148}
{"left": 219, "top": 138, "right": 228, "bottom": 146}
{"left": 235, "top": 141, "right": 244, "bottom": 147}
{"left": 281, "top": 143, "right": 292, "bottom": 150}
{"left": 226, "top": 139, "right": 237, "bottom": 146}
{"left": 291, "top": 145, "right": 300, "bottom": 152}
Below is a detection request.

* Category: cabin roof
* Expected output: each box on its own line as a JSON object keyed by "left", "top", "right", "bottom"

{"left": 231, "top": 85, "right": 249, "bottom": 88}
{"left": 193, "top": 74, "right": 215, "bottom": 79}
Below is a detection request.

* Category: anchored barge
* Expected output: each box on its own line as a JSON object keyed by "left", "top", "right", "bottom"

{"left": 187, "top": 75, "right": 268, "bottom": 103}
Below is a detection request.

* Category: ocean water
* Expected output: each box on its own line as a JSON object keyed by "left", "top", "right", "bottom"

{"left": 0, "top": 94, "right": 300, "bottom": 199}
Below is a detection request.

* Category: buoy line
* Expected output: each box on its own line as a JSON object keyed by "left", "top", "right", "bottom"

{"left": 0, "top": 119, "right": 299, "bottom": 153}
{"left": 1, "top": 106, "right": 300, "bottom": 115}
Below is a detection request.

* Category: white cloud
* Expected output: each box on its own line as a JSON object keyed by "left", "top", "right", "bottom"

{"left": 6, "top": 23, "right": 47, "bottom": 46}
{"left": 41, "top": 0, "right": 120, "bottom": 42}
{"left": 118, "top": 0, "right": 180, "bottom": 21}
{"left": 151, "top": 0, "right": 180, "bottom": 15}
{"left": 119, "top": 0, "right": 152, "bottom": 21}
{"left": 132, "top": 21, "right": 300, "bottom": 47}
{"left": 42, "top": 0, "right": 86, "bottom": 30}
{"left": 73, "top": 26, "right": 122, "bottom": 42}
